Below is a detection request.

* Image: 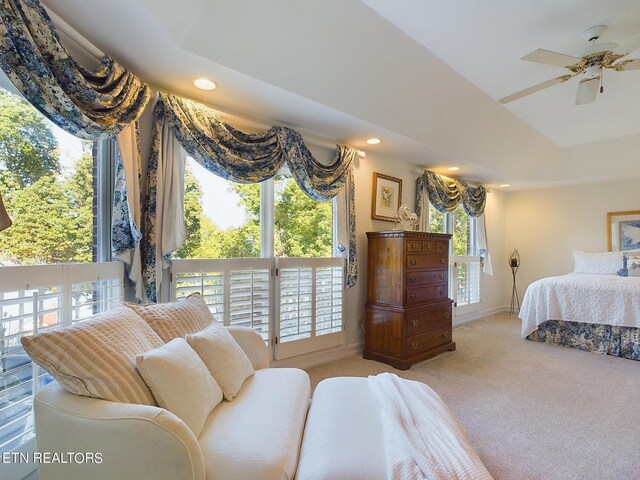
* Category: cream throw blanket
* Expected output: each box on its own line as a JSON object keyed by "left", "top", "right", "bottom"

{"left": 368, "top": 373, "right": 493, "bottom": 480}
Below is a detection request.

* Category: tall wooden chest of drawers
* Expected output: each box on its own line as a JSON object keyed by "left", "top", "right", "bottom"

{"left": 364, "top": 231, "right": 455, "bottom": 370}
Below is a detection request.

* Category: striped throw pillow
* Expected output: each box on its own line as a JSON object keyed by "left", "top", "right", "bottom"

{"left": 21, "top": 305, "right": 163, "bottom": 405}
{"left": 126, "top": 293, "right": 214, "bottom": 342}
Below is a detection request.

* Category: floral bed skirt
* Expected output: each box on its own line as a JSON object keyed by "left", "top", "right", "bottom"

{"left": 527, "top": 320, "right": 640, "bottom": 361}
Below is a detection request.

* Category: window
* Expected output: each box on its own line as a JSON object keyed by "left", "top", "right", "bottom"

{"left": 274, "top": 173, "right": 333, "bottom": 258}
{"left": 174, "top": 160, "right": 334, "bottom": 261}
{"left": 428, "top": 203, "right": 481, "bottom": 312}
{"left": 174, "top": 158, "right": 260, "bottom": 259}
{"left": 0, "top": 86, "right": 118, "bottom": 464}
{"left": 0, "top": 87, "right": 107, "bottom": 266}
{"left": 172, "top": 159, "right": 342, "bottom": 358}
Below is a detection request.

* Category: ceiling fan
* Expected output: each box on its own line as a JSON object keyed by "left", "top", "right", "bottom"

{"left": 500, "top": 26, "right": 640, "bottom": 105}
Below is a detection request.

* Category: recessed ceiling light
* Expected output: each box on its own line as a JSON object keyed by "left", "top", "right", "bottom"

{"left": 500, "top": 184, "right": 511, "bottom": 188}
{"left": 366, "top": 138, "right": 381, "bottom": 145}
{"left": 193, "top": 78, "right": 216, "bottom": 91}
{"left": 448, "top": 167, "right": 461, "bottom": 171}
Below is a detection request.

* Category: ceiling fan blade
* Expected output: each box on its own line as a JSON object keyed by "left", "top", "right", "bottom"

{"left": 522, "top": 48, "right": 583, "bottom": 68}
{"left": 611, "top": 58, "right": 640, "bottom": 71}
{"left": 611, "top": 33, "right": 640, "bottom": 56}
{"left": 575, "top": 77, "right": 599, "bottom": 105}
{"left": 499, "top": 74, "right": 574, "bottom": 104}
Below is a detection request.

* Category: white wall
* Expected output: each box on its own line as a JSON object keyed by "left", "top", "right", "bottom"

{"left": 504, "top": 178, "right": 640, "bottom": 301}
{"left": 477, "top": 188, "right": 507, "bottom": 318}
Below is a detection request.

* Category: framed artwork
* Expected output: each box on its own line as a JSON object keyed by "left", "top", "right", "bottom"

{"left": 607, "top": 210, "right": 640, "bottom": 251}
{"left": 371, "top": 172, "right": 402, "bottom": 222}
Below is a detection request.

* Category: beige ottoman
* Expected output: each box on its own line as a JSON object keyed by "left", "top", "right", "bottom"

{"left": 296, "top": 377, "right": 387, "bottom": 479}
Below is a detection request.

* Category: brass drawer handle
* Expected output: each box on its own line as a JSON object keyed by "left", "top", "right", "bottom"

{"left": 410, "top": 243, "right": 417, "bottom": 248}
{"left": 410, "top": 293, "right": 417, "bottom": 300}
{"left": 439, "top": 289, "right": 445, "bottom": 296}
{"left": 410, "top": 342, "right": 418, "bottom": 350}
{"left": 440, "top": 258, "right": 446, "bottom": 264}
{"left": 410, "top": 259, "right": 417, "bottom": 265}
{"left": 439, "top": 273, "right": 445, "bottom": 279}
{"left": 409, "top": 276, "right": 416, "bottom": 282}
{"left": 442, "top": 331, "right": 448, "bottom": 338}
{"left": 444, "top": 313, "right": 450, "bottom": 320}
{"left": 411, "top": 319, "right": 418, "bottom": 328}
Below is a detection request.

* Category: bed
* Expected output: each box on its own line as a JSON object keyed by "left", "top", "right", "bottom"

{"left": 519, "top": 273, "right": 640, "bottom": 360}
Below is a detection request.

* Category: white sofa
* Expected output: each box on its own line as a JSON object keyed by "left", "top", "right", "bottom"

{"left": 34, "top": 327, "right": 311, "bottom": 480}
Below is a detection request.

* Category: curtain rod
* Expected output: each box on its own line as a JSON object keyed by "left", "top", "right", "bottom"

{"left": 45, "top": 6, "right": 364, "bottom": 157}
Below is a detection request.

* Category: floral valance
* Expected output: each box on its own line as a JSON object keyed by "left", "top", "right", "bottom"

{"left": 160, "top": 93, "right": 357, "bottom": 201}
{"left": 138, "top": 94, "right": 359, "bottom": 301}
{"left": 416, "top": 170, "right": 486, "bottom": 218}
{"left": 0, "top": 0, "right": 358, "bottom": 302}
{"left": 0, "top": 0, "right": 150, "bottom": 139}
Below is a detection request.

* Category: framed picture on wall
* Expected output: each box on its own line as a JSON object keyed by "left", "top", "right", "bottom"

{"left": 371, "top": 172, "right": 402, "bottom": 222}
{"left": 607, "top": 210, "right": 640, "bottom": 251}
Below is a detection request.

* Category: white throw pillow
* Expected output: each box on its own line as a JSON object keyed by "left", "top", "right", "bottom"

{"left": 572, "top": 250, "right": 623, "bottom": 275}
{"left": 136, "top": 338, "right": 223, "bottom": 436}
{"left": 186, "top": 323, "right": 255, "bottom": 401}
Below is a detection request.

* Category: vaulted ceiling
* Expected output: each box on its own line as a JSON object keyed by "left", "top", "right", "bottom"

{"left": 43, "top": 0, "right": 640, "bottom": 189}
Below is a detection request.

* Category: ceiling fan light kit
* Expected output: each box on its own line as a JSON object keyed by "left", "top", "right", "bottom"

{"left": 499, "top": 25, "right": 640, "bottom": 105}
{"left": 581, "top": 25, "right": 606, "bottom": 43}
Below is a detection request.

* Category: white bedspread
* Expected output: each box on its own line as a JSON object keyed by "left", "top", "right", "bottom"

{"left": 519, "top": 273, "right": 640, "bottom": 338}
{"left": 368, "top": 373, "right": 493, "bottom": 480}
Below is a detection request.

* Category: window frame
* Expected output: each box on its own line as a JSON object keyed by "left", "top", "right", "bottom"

{"left": 94, "top": 138, "right": 117, "bottom": 263}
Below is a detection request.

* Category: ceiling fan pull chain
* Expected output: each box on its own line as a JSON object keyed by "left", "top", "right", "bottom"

{"left": 600, "top": 70, "right": 604, "bottom": 94}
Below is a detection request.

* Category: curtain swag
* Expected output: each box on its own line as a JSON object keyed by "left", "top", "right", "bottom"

{"left": 0, "top": 0, "right": 150, "bottom": 293}
{"left": 112, "top": 123, "right": 143, "bottom": 257}
{"left": 140, "top": 95, "right": 359, "bottom": 301}
{"left": 0, "top": 0, "right": 359, "bottom": 302}
{"left": 0, "top": 0, "right": 150, "bottom": 139}
{"left": 415, "top": 170, "right": 492, "bottom": 275}
{"left": 415, "top": 170, "right": 486, "bottom": 218}
{"left": 160, "top": 93, "right": 356, "bottom": 200}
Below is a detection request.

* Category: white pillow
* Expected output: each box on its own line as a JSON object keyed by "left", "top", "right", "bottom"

{"left": 572, "top": 250, "right": 623, "bottom": 275}
{"left": 186, "top": 323, "right": 255, "bottom": 401}
{"left": 136, "top": 338, "right": 223, "bottom": 436}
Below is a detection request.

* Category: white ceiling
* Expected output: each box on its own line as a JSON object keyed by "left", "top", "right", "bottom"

{"left": 362, "top": 0, "right": 640, "bottom": 147}
{"left": 42, "top": 0, "right": 640, "bottom": 189}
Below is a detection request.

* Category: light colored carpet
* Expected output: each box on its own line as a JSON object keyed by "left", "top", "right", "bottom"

{"left": 304, "top": 313, "right": 640, "bottom": 480}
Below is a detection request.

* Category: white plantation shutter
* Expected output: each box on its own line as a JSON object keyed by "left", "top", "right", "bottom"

{"left": 0, "top": 263, "right": 123, "bottom": 461}
{"left": 170, "top": 258, "right": 344, "bottom": 360}
{"left": 275, "top": 258, "right": 344, "bottom": 360}
{"left": 171, "top": 259, "right": 272, "bottom": 340}
{"left": 315, "top": 266, "right": 343, "bottom": 336}
{"left": 174, "top": 269, "right": 225, "bottom": 321}
{"left": 450, "top": 256, "right": 481, "bottom": 314}
{"left": 229, "top": 269, "right": 270, "bottom": 340}
{"left": 279, "top": 267, "right": 313, "bottom": 343}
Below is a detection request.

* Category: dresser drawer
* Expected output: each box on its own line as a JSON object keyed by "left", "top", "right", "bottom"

{"left": 405, "top": 285, "right": 448, "bottom": 305}
{"left": 422, "top": 241, "right": 435, "bottom": 253}
{"left": 407, "top": 327, "right": 452, "bottom": 355}
{"left": 405, "top": 240, "right": 421, "bottom": 252}
{"left": 406, "top": 270, "right": 447, "bottom": 287}
{"left": 406, "top": 306, "right": 452, "bottom": 336}
{"left": 406, "top": 254, "right": 448, "bottom": 269}
{"left": 435, "top": 241, "right": 448, "bottom": 253}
